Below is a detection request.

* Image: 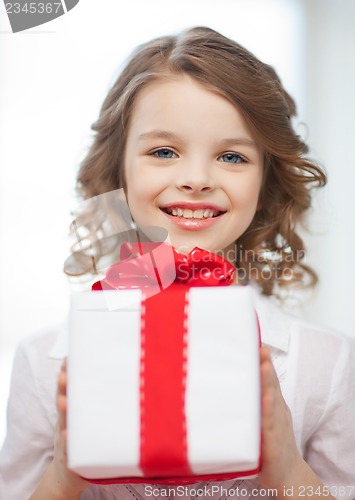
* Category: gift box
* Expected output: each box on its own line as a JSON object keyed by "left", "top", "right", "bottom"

{"left": 67, "top": 283, "right": 261, "bottom": 484}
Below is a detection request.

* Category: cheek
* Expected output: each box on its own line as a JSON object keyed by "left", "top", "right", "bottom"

{"left": 125, "top": 158, "right": 170, "bottom": 207}
{"left": 126, "top": 174, "right": 162, "bottom": 206}
{"left": 230, "top": 175, "right": 262, "bottom": 212}
{"left": 124, "top": 160, "right": 148, "bottom": 204}
{"left": 124, "top": 166, "right": 162, "bottom": 224}
{"left": 124, "top": 167, "right": 143, "bottom": 220}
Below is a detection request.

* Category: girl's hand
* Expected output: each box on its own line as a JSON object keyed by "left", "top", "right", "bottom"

{"left": 258, "top": 346, "right": 303, "bottom": 490}
{"left": 258, "top": 347, "right": 335, "bottom": 499}
{"left": 30, "top": 359, "right": 89, "bottom": 499}
{"left": 51, "top": 358, "right": 89, "bottom": 498}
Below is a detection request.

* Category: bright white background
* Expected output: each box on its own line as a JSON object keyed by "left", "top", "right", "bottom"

{"left": 0, "top": 0, "right": 354, "bottom": 448}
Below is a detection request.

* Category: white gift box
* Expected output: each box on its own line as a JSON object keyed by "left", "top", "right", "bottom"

{"left": 67, "top": 285, "right": 261, "bottom": 483}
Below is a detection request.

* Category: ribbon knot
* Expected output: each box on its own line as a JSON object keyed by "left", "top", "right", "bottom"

{"left": 92, "top": 242, "right": 236, "bottom": 291}
{"left": 173, "top": 246, "right": 236, "bottom": 286}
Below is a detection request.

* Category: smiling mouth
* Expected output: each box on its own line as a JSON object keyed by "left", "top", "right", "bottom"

{"left": 160, "top": 207, "right": 225, "bottom": 219}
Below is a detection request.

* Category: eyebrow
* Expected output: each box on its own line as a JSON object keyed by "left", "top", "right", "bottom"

{"left": 218, "top": 138, "right": 258, "bottom": 149}
{"left": 137, "top": 130, "right": 258, "bottom": 148}
{"left": 138, "top": 130, "right": 184, "bottom": 142}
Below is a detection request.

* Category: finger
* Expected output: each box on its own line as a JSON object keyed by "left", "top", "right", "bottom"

{"left": 58, "top": 369, "right": 67, "bottom": 396}
{"left": 61, "top": 357, "right": 67, "bottom": 372}
{"left": 260, "top": 348, "right": 281, "bottom": 426}
{"left": 62, "top": 428, "right": 68, "bottom": 460}
{"left": 260, "top": 345, "right": 271, "bottom": 363}
{"left": 57, "top": 393, "right": 67, "bottom": 431}
{"left": 261, "top": 347, "right": 281, "bottom": 392}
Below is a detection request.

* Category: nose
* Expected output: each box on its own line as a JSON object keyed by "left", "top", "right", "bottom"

{"left": 175, "top": 160, "right": 215, "bottom": 193}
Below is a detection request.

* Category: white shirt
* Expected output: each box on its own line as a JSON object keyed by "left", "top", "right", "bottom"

{"left": 0, "top": 289, "right": 354, "bottom": 500}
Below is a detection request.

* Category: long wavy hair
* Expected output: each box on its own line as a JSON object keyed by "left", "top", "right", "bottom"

{"left": 68, "top": 26, "right": 326, "bottom": 296}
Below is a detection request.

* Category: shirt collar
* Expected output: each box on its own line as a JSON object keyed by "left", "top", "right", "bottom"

{"left": 48, "top": 286, "right": 290, "bottom": 360}
{"left": 48, "top": 322, "right": 68, "bottom": 359}
{"left": 250, "top": 285, "right": 290, "bottom": 352}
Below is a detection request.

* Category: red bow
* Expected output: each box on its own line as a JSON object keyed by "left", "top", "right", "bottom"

{"left": 92, "top": 242, "right": 236, "bottom": 291}
{"left": 172, "top": 246, "right": 236, "bottom": 286}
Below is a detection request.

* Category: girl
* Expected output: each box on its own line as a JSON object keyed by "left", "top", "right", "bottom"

{"left": 1, "top": 26, "right": 354, "bottom": 500}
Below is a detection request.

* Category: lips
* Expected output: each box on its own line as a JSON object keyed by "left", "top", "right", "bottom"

{"left": 159, "top": 203, "right": 226, "bottom": 231}
{"left": 160, "top": 203, "right": 226, "bottom": 220}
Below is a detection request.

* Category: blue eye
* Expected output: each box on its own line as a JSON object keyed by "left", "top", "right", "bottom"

{"left": 152, "top": 148, "right": 177, "bottom": 159}
{"left": 219, "top": 153, "right": 246, "bottom": 164}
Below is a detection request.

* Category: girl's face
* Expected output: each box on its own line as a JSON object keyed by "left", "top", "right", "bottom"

{"left": 124, "top": 75, "right": 263, "bottom": 260}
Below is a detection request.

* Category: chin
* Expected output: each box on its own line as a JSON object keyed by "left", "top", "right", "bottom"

{"left": 165, "top": 239, "right": 193, "bottom": 254}
{"left": 168, "top": 238, "right": 222, "bottom": 256}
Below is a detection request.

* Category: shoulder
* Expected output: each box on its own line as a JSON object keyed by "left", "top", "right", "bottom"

{"left": 15, "top": 326, "right": 64, "bottom": 388}
{"left": 252, "top": 290, "right": 355, "bottom": 449}
{"left": 291, "top": 317, "right": 355, "bottom": 410}
{"left": 287, "top": 312, "right": 355, "bottom": 403}
{"left": 251, "top": 285, "right": 354, "bottom": 358}
{"left": 251, "top": 287, "right": 355, "bottom": 401}
{"left": 16, "top": 325, "right": 66, "bottom": 367}
{"left": 284, "top": 308, "right": 354, "bottom": 372}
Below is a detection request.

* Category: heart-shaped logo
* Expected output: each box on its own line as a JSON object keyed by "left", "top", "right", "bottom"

{"left": 4, "top": 0, "right": 80, "bottom": 33}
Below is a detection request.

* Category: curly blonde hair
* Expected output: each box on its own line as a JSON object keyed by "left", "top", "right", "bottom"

{"left": 69, "top": 26, "right": 326, "bottom": 296}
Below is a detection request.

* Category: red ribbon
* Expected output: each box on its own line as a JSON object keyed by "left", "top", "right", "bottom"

{"left": 91, "top": 243, "right": 237, "bottom": 479}
{"left": 92, "top": 242, "right": 236, "bottom": 291}
{"left": 139, "top": 285, "right": 192, "bottom": 477}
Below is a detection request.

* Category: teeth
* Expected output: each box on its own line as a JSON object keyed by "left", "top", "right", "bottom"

{"left": 183, "top": 209, "right": 193, "bottom": 218}
{"left": 193, "top": 209, "right": 204, "bottom": 219}
{"left": 164, "top": 207, "right": 221, "bottom": 219}
{"left": 201, "top": 209, "right": 216, "bottom": 218}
